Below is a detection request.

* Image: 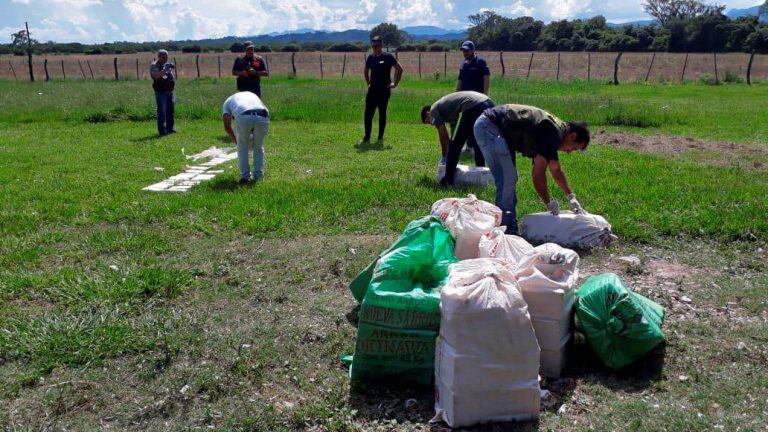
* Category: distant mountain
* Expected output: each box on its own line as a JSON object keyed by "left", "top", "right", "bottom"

{"left": 607, "top": 19, "right": 657, "bottom": 27}
{"left": 249, "top": 30, "right": 371, "bottom": 44}
{"left": 401, "top": 26, "right": 464, "bottom": 36}
{"left": 727, "top": 5, "right": 767, "bottom": 22}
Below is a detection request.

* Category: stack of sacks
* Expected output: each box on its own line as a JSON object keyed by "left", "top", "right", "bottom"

{"left": 436, "top": 164, "right": 494, "bottom": 186}
{"left": 478, "top": 228, "right": 534, "bottom": 267}
{"left": 520, "top": 211, "right": 617, "bottom": 249}
{"left": 514, "top": 243, "right": 580, "bottom": 377}
{"left": 350, "top": 217, "right": 457, "bottom": 385}
{"left": 431, "top": 195, "right": 502, "bottom": 260}
{"left": 434, "top": 259, "right": 540, "bottom": 428}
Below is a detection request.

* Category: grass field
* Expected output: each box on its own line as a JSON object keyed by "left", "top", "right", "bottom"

{"left": 0, "top": 76, "right": 766, "bottom": 431}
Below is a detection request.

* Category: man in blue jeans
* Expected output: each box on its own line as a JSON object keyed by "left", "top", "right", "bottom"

{"left": 473, "top": 104, "right": 590, "bottom": 234}
{"left": 150, "top": 49, "right": 175, "bottom": 136}
{"left": 222, "top": 92, "right": 270, "bottom": 184}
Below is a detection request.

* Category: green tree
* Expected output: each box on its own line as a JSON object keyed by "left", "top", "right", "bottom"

{"left": 643, "top": 0, "right": 725, "bottom": 27}
{"left": 370, "top": 23, "right": 405, "bottom": 49}
{"left": 10, "top": 29, "right": 37, "bottom": 46}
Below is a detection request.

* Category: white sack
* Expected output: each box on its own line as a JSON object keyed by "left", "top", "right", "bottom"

{"left": 520, "top": 211, "right": 617, "bottom": 249}
{"left": 478, "top": 228, "right": 534, "bottom": 267}
{"left": 437, "top": 164, "right": 494, "bottom": 186}
{"left": 435, "top": 258, "right": 540, "bottom": 428}
{"left": 514, "top": 243, "right": 579, "bottom": 321}
{"left": 431, "top": 195, "right": 502, "bottom": 260}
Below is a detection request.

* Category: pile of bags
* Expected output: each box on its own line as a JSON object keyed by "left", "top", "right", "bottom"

{"left": 346, "top": 195, "right": 665, "bottom": 428}
{"left": 434, "top": 259, "right": 540, "bottom": 427}
{"left": 436, "top": 164, "right": 494, "bottom": 186}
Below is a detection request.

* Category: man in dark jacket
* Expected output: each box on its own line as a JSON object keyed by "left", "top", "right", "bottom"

{"left": 150, "top": 49, "right": 176, "bottom": 136}
{"left": 232, "top": 42, "right": 269, "bottom": 96}
{"left": 473, "top": 104, "right": 590, "bottom": 234}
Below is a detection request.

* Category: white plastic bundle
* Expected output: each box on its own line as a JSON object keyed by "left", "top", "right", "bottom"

{"left": 520, "top": 211, "right": 616, "bottom": 249}
{"left": 478, "top": 228, "right": 534, "bottom": 267}
{"left": 430, "top": 195, "right": 502, "bottom": 260}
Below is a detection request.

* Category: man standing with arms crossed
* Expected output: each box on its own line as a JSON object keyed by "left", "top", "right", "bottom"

{"left": 150, "top": 49, "right": 176, "bottom": 136}
{"left": 222, "top": 92, "right": 270, "bottom": 185}
{"left": 359, "top": 35, "right": 403, "bottom": 146}
{"left": 473, "top": 104, "right": 590, "bottom": 234}
{"left": 232, "top": 42, "right": 269, "bottom": 96}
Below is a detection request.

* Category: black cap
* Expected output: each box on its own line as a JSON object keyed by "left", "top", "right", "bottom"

{"left": 460, "top": 41, "right": 475, "bottom": 51}
{"left": 244, "top": 41, "right": 254, "bottom": 49}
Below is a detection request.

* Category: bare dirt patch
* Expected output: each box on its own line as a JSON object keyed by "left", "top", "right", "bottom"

{"left": 594, "top": 131, "right": 768, "bottom": 170}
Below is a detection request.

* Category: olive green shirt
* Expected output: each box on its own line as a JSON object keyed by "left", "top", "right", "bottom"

{"left": 430, "top": 91, "right": 491, "bottom": 128}
{"left": 483, "top": 104, "right": 567, "bottom": 161}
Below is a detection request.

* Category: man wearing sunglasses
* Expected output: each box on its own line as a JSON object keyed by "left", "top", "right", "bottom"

{"left": 359, "top": 35, "right": 403, "bottom": 146}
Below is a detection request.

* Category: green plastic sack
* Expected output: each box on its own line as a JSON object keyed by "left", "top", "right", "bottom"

{"left": 576, "top": 273, "right": 665, "bottom": 370}
{"left": 350, "top": 220, "right": 457, "bottom": 384}
{"left": 349, "top": 216, "right": 451, "bottom": 303}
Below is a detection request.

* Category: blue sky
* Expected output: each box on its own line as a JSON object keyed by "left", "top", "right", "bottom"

{"left": 1, "top": 0, "right": 763, "bottom": 44}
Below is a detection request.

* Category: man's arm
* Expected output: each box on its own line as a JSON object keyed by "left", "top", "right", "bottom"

{"left": 483, "top": 75, "right": 490, "bottom": 95}
{"left": 364, "top": 66, "right": 370, "bottom": 86}
{"left": 455, "top": 80, "right": 462, "bottom": 92}
{"left": 548, "top": 160, "right": 574, "bottom": 196}
{"left": 532, "top": 155, "right": 551, "bottom": 204}
{"left": 437, "top": 124, "right": 450, "bottom": 156}
{"left": 150, "top": 65, "right": 164, "bottom": 80}
{"left": 232, "top": 58, "right": 247, "bottom": 77}
{"left": 391, "top": 61, "right": 403, "bottom": 87}
{"left": 222, "top": 114, "right": 237, "bottom": 144}
{"left": 254, "top": 57, "right": 269, "bottom": 77}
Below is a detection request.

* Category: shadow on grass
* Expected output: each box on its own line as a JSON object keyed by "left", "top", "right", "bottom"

{"left": 354, "top": 141, "right": 393, "bottom": 153}
{"left": 130, "top": 133, "right": 163, "bottom": 143}
{"left": 415, "top": 175, "right": 487, "bottom": 194}
{"left": 207, "top": 176, "right": 257, "bottom": 192}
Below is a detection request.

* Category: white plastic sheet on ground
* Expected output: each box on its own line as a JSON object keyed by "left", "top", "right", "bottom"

{"left": 430, "top": 195, "right": 502, "bottom": 260}
{"left": 514, "top": 243, "right": 580, "bottom": 377}
{"left": 478, "top": 228, "right": 534, "bottom": 267}
{"left": 436, "top": 164, "right": 494, "bottom": 186}
{"left": 434, "top": 259, "right": 540, "bottom": 428}
{"left": 520, "top": 211, "right": 617, "bottom": 249}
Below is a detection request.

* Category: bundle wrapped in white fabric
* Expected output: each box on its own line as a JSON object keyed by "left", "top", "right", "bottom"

{"left": 478, "top": 228, "right": 534, "bottom": 267}
{"left": 434, "top": 259, "right": 540, "bottom": 428}
{"left": 437, "top": 163, "right": 494, "bottom": 186}
{"left": 514, "top": 243, "right": 580, "bottom": 377}
{"left": 520, "top": 211, "right": 617, "bottom": 249}
{"left": 431, "top": 195, "right": 502, "bottom": 260}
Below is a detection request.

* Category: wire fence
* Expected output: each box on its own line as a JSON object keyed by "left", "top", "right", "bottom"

{"left": 2, "top": 51, "right": 766, "bottom": 84}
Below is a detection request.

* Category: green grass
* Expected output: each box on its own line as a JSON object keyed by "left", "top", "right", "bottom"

{"left": 0, "top": 76, "right": 766, "bottom": 430}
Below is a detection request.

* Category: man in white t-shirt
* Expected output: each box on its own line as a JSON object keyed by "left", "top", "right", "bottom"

{"left": 222, "top": 92, "right": 270, "bottom": 184}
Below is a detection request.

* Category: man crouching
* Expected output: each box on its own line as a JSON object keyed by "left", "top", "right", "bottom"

{"left": 222, "top": 92, "right": 270, "bottom": 184}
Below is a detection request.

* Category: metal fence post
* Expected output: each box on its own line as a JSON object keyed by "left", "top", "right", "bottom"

{"left": 681, "top": 53, "right": 689, "bottom": 82}
{"left": 526, "top": 52, "right": 534, "bottom": 79}
{"left": 645, "top": 52, "right": 656, "bottom": 82}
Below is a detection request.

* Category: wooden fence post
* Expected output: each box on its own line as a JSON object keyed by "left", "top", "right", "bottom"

{"left": 217, "top": 56, "right": 221, "bottom": 78}
{"left": 195, "top": 54, "right": 200, "bottom": 78}
{"left": 587, "top": 52, "right": 591, "bottom": 82}
{"left": 173, "top": 57, "right": 178, "bottom": 77}
{"left": 713, "top": 52, "right": 718, "bottom": 84}
{"left": 113, "top": 57, "right": 118, "bottom": 80}
{"left": 9, "top": 60, "right": 17, "bottom": 80}
{"left": 746, "top": 51, "right": 755, "bottom": 85}
{"left": 61, "top": 59, "right": 66, "bottom": 80}
{"left": 556, "top": 52, "right": 561, "bottom": 81}
{"left": 319, "top": 53, "right": 324, "bottom": 79}
{"left": 341, "top": 53, "right": 347, "bottom": 79}
{"left": 44, "top": 58, "right": 50, "bottom": 81}
{"left": 500, "top": 51, "right": 505, "bottom": 76}
{"left": 78, "top": 59, "right": 86, "bottom": 79}
{"left": 291, "top": 52, "right": 296, "bottom": 76}
{"left": 418, "top": 52, "right": 422, "bottom": 79}
{"left": 444, "top": 50, "right": 447, "bottom": 78}
{"left": 681, "top": 53, "right": 689, "bottom": 82}
{"left": 86, "top": 60, "right": 94, "bottom": 79}
{"left": 26, "top": 22, "right": 34, "bottom": 82}
{"left": 526, "top": 52, "right": 534, "bottom": 79}
{"left": 645, "top": 52, "right": 656, "bottom": 82}
{"left": 613, "top": 52, "right": 623, "bottom": 85}
{"left": 135, "top": 58, "right": 139, "bottom": 79}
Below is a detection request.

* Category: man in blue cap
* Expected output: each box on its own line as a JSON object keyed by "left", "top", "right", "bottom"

{"left": 456, "top": 41, "right": 490, "bottom": 95}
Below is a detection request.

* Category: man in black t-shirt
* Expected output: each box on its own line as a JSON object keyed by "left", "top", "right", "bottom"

{"left": 473, "top": 104, "right": 590, "bottom": 234}
{"left": 359, "top": 35, "right": 403, "bottom": 146}
{"left": 232, "top": 42, "right": 269, "bottom": 96}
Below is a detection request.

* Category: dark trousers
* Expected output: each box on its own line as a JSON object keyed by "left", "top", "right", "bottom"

{"left": 155, "top": 91, "right": 175, "bottom": 135}
{"left": 238, "top": 82, "right": 261, "bottom": 97}
{"left": 363, "top": 86, "right": 391, "bottom": 140}
{"left": 442, "top": 100, "right": 493, "bottom": 184}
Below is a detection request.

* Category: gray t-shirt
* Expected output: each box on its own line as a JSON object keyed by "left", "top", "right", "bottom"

{"left": 222, "top": 91, "right": 268, "bottom": 118}
{"left": 430, "top": 91, "right": 490, "bottom": 127}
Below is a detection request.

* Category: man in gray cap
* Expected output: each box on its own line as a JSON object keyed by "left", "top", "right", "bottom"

{"left": 149, "top": 49, "right": 176, "bottom": 136}
{"left": 456, "top": 41, "right": 490, "bottom": 95}
{"left": 232, "top": 41, "right": 269, "bottom": 96}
